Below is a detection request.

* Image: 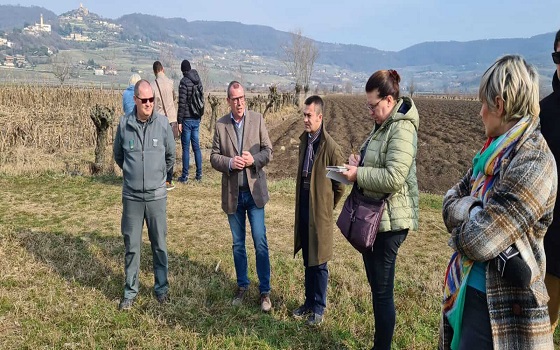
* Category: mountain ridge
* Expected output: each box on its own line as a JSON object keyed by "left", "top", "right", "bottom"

{"left": 0, "top": 4, "right": 556, "bottom": 93}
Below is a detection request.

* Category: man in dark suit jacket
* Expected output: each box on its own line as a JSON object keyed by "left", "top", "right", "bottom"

{"left": 210, "top": 81, "right": 273, "bottom": 312}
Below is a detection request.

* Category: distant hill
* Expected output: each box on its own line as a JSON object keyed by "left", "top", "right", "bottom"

{"left": 399, "top": 33, "right": 553, "bottom": 67}
{"left": 113, "top": 13, "right": 554, "bottom": 72}
{"left": 0, "top": 5, "right": 554, "bottom": 72}
{"left": 0, "top": 5, "right": 57, "bottom": 31}
{"left": 0, "top": 4, "right": 556, "bottom": 93}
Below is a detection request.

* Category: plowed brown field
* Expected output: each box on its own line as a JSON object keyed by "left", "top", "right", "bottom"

{"left": 266, "top": 95, "right": 486, "bottom": 194}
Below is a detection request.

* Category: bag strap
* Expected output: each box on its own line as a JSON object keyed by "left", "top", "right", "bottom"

{"left": 154, "top": 79, "right": 168, "bottom": 117}
{"left": 352, "top": 182, "right": 390, "bottom": 201}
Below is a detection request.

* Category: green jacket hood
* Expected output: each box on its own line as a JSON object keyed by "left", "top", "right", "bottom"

{"left": 385, "top": 96, "right": 419, "bottom": 131}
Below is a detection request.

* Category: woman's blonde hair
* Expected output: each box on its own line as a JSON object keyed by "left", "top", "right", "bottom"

{"left": 479, "top": 54, "right": 540, "bottom": 122}
{"left": 128, "top": 73, "right": 142, "bottom": 86}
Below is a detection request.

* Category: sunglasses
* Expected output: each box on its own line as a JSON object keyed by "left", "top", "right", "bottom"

{"left": 136, "top": 96, "right": 154, "bottom": 104}
{"left": 553, "top": 52, "right": 560, "bottom": 64}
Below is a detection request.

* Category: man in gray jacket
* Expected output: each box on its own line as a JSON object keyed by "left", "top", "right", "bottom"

{"left": 113, "top": 79, "right": 176, "bottom": 310}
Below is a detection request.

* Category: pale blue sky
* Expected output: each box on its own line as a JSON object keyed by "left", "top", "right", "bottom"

{"left": 1, "top": 0, "right": 558, "bottom": 51}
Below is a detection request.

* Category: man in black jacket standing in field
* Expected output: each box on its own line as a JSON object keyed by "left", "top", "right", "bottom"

{"left": 177, "top": 60, "right": 204, "bottom": 183}
{"left": 540, "top": 28, "right": 560, "bottom": 331}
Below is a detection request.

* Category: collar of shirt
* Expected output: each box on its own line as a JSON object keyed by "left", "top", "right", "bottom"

{"left": 307, "top": 125, "right": 322, "bottom": 143}
{"left": 230, "top": 111, "right": 245, "bottom": 129}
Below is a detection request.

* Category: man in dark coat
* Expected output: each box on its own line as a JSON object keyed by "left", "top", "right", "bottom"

{"left": 540, "top": 28, "right": 560, "bottom": 331}
{"left": 293, "top": 95, "right": 345, "bottom": 325}
{"left": 177, "top": 59, "right": 203, "bottom": 183}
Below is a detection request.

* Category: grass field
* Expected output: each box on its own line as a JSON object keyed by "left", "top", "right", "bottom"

{"left": 0, "top": 162, "right": 449, "bottom": 349}
{"left": 3, "top": 169, "right": 556, "bottom": 349}
{"left": 0, "top": 85, "right": 558, "bottom": 349}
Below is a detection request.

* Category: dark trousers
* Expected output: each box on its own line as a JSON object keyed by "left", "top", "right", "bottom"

{"left": 459, "top": 286, "right": 493, "bottom": 350}
{"left": 362, "top": 229, "right": 408, "bottom": 350}
{"left": 299, "top": 183, "right": 328, "bottom": 315}
{"left": 121, "top": 198, "right": 168, "bottom": 299}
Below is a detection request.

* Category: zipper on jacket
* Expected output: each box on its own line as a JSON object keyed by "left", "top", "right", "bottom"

{"left": 142, "top": 122, "right": 147, "bottom": 192}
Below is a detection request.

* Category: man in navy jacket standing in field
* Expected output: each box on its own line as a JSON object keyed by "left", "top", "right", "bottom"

{"left": 113, "top": 79, "right": 176, "bottom": 310}
{"left": 177, "top": 59, "right": 204, "bottom": 183}
{"left": 540, "top": 28, "right": 560, "bottom": 331}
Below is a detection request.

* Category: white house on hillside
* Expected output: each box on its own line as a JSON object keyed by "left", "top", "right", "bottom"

{"left": 0, "top": 37, "right": 13, "bottom": 48}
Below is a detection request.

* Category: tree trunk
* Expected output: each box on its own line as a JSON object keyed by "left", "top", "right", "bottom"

{"left": 89, "top": 105, "right": 115, "bottom": 174}
{"left": 294, "top": 84, "right": 302, "bottom": 107}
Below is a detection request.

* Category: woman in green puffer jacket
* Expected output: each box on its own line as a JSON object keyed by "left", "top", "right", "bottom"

{"left": 341, "top": 69, "right": 419, "bottom": 350}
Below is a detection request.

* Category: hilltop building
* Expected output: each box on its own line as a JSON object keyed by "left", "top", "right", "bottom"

{"left": 62, "top": 33, "right": 92, "bottom": 42}
{"left": 0, "top": 37, "right": 13, "bottom": 48}
{"left": 24, "top": 14, "right": 52, "bottom": 35}
{"left": 3, "top": 55, "right": 14, "bottom": 67}
{"left": 60, "top": 3, "right": 90, "bottom": 22}
{"left": 3, "top": 55, "right": 27, "bottom": 68}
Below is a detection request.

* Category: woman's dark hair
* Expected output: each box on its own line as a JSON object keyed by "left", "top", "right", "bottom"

{"left": 555, "top": 29, "right": 560, "bottom": 51}
{"left": 365, "top": 69, "right": 401, "bottom": 99}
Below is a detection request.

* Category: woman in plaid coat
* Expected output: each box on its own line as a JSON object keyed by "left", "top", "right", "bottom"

{"left": 439, "top": 55, "right": 557, "bottom": 349}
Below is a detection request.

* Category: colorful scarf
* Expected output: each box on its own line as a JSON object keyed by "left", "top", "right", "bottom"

{"left": 442, "top": 116, "right": 530, "bottom": 349}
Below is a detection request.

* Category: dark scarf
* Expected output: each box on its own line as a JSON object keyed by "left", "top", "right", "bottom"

{"left": 302, "top": 126, "right": 322, "bottom": 177}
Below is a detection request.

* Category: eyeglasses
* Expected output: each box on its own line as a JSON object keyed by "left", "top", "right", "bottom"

{"left": 366, "top": 97, "right": 386, "bottom": 112}
{"left": 136, "top": 96, "right": 154, "bottom": 104}
{"left": 552, "top": 52, "right": 560, "bottom": 64}
{"left": 229, "top": 95, "right": 245, "bottom": 104}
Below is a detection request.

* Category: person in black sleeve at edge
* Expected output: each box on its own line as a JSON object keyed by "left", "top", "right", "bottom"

{"left": 540, "top": 28, "right": 560, "bottom": 332}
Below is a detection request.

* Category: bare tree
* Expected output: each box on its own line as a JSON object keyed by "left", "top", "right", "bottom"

{"left": 51, "top": 54, "right": 71, "bottom": 85}
{"left": 282, "top": 29, "right": 319, "bottom": 107}
{"left": 344, "top": 81, "right": 353, "bottom": 94}
{"left": 408, "top": 76, "right": 416, "bottom": 98}
{"left": 233, "top": 64, "right": 244, "bottom": 86}
{"left": 197, "top": 61, "right": 211, "bottom": 92}
{"left": 159, "top": 46, "right": 178, "bottom": 80}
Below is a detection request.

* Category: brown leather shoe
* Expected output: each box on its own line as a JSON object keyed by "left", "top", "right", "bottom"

{"left": 232, "top": 286, "right": 247, "bottom": 306}
{"left": 260, "top": 293, "right": 272, "bottom": 312}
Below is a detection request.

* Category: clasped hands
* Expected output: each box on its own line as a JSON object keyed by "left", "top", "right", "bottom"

{"left": 231, "top": 151, "right": 254, "bottom": 170}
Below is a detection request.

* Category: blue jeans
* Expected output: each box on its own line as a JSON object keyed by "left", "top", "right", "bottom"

{"left": 227, "top": 190, "right": 271, "bottom": 294}
{"left": 179, "top": 119, "right": 202, "bottom": 181}
{"left": 362, "top": 229, "right": 408, "bottom": 350}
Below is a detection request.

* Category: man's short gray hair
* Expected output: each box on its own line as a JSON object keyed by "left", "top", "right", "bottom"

{"left": 134, "top": 79, "right": 153, "bottom": 97}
